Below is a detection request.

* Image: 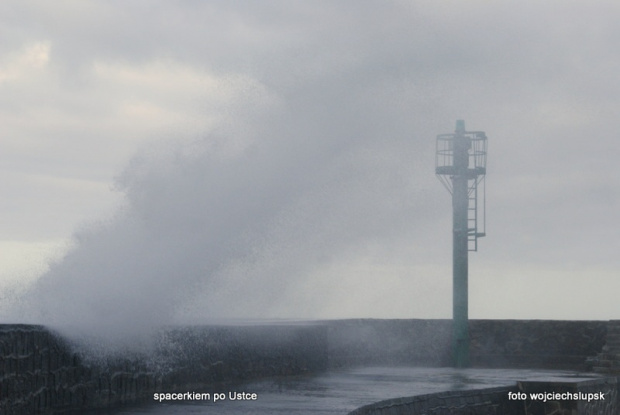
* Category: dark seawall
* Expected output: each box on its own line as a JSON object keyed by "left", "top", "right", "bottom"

{"left": 0, "top": 323, "right": 327, "bottom": 415}
{"left": 0, "top": 319, "right": 610, "bottom": 414}
{"left": 327, "top": 319, "right": 607, "bottom": 369}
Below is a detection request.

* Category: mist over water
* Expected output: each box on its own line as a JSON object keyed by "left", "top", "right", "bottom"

{"left": 6, "top": 68, "right": 447, "bottom": 352}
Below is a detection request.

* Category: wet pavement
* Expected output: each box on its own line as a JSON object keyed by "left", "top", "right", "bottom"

{"left": 85, "top": 367, "right": 605, "bottom": 415}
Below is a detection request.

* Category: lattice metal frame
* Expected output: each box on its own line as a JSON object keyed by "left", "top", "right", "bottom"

{"left": 436, "top": 129, "right": 487, "bottom": 251}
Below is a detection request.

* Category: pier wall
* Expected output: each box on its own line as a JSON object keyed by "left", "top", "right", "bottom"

{"left": 0, "top": 324, "right": 327, "bottom": 415}
{"left": 348, "top": 377, "right": 620, "bottom": 415}
{"left": 327, "top": 319, "right": 607, "bottom": 369}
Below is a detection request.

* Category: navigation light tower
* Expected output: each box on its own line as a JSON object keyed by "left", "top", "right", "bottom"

{"left": 435, "top": 120, "right": 487, "bottom": 368}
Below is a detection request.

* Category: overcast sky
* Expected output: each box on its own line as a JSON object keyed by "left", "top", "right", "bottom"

{"left": 1, "top": 1, "right": 619, "bottom": 337}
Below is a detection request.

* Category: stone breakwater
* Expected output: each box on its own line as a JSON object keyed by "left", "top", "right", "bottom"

{"left": 0, "top": 324, "right": 327, "bottom": 415}
{"left": 327, "top": 319, "right": 607, "bottom": 369}
{"left": 0, "top": 320, "right": 611, "bottom": 414}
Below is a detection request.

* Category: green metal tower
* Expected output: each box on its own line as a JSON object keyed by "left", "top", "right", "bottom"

{"left": 436, "top": 120, "right": 487, "bottom": 367}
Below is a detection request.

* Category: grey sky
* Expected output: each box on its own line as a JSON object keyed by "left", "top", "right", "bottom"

{"left": 1, "top": 1, "right": 619, "bottom": 338}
